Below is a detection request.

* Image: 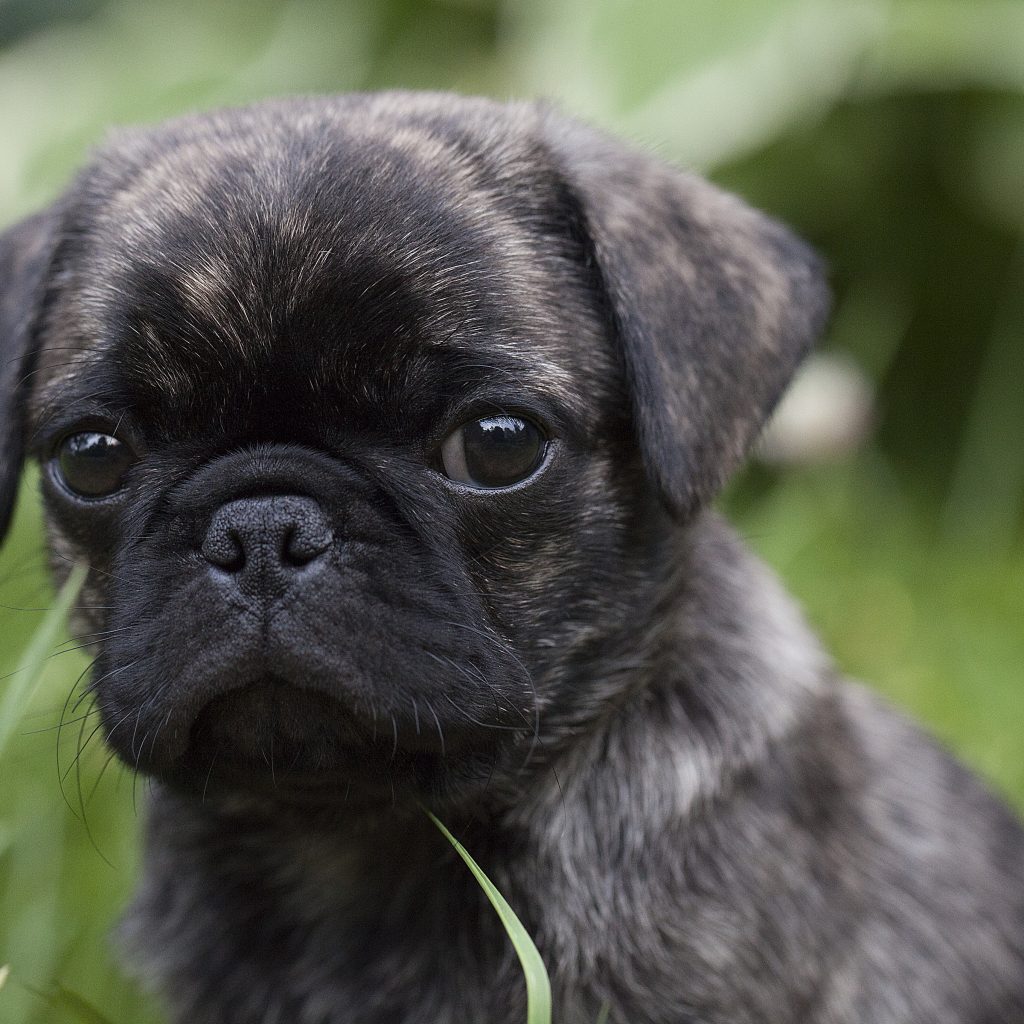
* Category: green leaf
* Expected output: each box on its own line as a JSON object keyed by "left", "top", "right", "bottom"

{"left": 427, "top": 812, "right": 552, "bottom": 1024}
{"left": 0, "top": 564, "right": 88, "bottom": 760}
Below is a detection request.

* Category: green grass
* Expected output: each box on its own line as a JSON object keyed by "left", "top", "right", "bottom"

{"left": 0, "top": 478, "right": 161, "bottom": 1024}
{"left": 430, "top": 812, "right": 553, "bottom": 1024}
{"left": 0, "top": 564, "right": 86, "bottom": 760}
{"left": 729, "top": 456, "right": 1024, "bottom": 808}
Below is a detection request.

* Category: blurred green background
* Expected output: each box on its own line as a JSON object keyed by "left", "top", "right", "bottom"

{"left": 0, "top": 0, "right": 1022, "bottom": 1020}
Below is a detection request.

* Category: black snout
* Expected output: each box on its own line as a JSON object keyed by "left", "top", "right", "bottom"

{"left": 201, "top": 495, "right": 333, "bottom": 597}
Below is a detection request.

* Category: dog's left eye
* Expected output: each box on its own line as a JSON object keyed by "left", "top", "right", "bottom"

{"left": 440, "top": 415, "right": 546, "bottom": 488}
{"left": 54, "top": 432, "right": 136, "bottom": 498}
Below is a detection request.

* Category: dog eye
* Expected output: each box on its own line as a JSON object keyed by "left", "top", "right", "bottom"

{"left": 440, "top": 415, "right": 546, "bottom": 488}
{"left": 55, "top": 432, "right": 136, "bottom": 498}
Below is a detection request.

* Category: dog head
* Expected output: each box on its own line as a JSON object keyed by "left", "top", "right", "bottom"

{"left": 0, "top": 94, "right": 827, "bottom": 806}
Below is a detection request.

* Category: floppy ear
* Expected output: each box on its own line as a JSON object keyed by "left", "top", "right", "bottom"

{"left": 0, "top": 210, "right": 61, "bottom": 540}
{"left": 543, "top": 115, "right": 830, "bottom": 520}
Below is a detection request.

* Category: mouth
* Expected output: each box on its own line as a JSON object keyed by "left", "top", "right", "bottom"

{"left": 163, "top": 675, "right": 490, "bottom": 804}
{"left": 179, "top": 675, "right": 380, "bottom": 776}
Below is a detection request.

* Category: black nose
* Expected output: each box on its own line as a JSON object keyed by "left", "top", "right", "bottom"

{"left": 201, "top": 496, "right": 333, "bottom": 597}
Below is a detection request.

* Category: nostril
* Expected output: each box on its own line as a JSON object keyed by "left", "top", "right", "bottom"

{"left": 202, "top": 524, "right": 246, "bottom": 571}
{"left": 282, "top": 519, "right": 333, "bottom": 566}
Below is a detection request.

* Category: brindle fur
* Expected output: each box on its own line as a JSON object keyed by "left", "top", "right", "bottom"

{"left": 0, "top": 93, "right": 1021, "bottom": 1024}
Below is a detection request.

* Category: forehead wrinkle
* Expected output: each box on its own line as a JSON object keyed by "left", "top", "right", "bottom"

{"left": 92, "top": 129, "right": 327, "bottom": 311}
{"left": 322, "top": 120, "right": 579, "bottom": 337}
{"left": 98, "top": 111, "right": 568, "bottom": 326}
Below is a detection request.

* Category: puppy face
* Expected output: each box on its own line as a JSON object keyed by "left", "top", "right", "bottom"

{"left": 0, "top": 94, "right": 827, "bottom": 807}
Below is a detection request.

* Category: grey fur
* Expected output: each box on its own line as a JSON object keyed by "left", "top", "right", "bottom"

{"left": 0, "top": 93, "right": 1021, "bottom": 1024}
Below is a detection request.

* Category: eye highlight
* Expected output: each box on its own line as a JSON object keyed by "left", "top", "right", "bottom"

{"left": 440, "top": 415, "right": 546, "bottom": 489}
{"left": 54, "top": 432, "right": 136, "bottom": 499}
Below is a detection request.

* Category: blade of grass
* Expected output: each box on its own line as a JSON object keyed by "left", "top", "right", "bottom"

{"left": 23, "top": 981, "right": 119, "bottom": 1024}
{"left": 427, "top": 811, "right": 552, "bottom": 1024}
{"left": 0, "top": 964, "right": 9, "bottom": 992}
{"left": 0, "top": 564, "right": 87, "bottom": 759}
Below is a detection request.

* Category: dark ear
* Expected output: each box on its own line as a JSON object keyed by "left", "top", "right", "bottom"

{"left": 543, "top": 115, "right": 830, "bottom": 519}
{"left": 0, "top": 210, "right": 61, "bottom": 540}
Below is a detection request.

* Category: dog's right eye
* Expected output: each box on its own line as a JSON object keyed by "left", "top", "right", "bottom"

{"left": 54, "top": 432, "right": 136, "bottom": 499}
{"left": 439, "top": 415, "right": 547, "bottom": 489}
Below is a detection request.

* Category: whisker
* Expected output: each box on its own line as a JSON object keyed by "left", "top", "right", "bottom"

{"left": 425, "top": 699, "right": 446, "bottom": 758}
{"left": 50, "top": 550, "right": 130, "bottom": 586}
{"left": 202, "top": 747, "right": 220, "bottom": 803}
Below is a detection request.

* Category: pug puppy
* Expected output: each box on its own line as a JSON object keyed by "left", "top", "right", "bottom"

{"left": 0, "top": 93, "right": 1021, "bottom": 1024}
